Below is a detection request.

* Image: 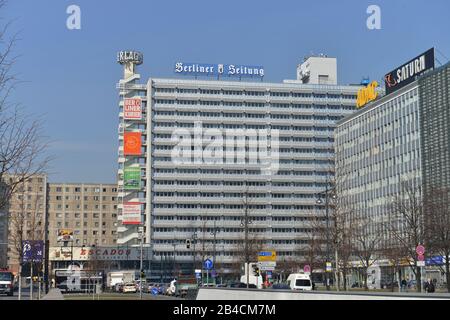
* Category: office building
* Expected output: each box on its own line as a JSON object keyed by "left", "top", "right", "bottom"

{"left": 116, "top": 52, "right": 363, "bottom": 275}
{"left": 335, "top": 50, "right": 449, "bottom": 246}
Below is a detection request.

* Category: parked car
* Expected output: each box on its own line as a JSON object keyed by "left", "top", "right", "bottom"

{"left": 229, "top": 282, "right": 257, "bottom": 288}
{"left": 0, "top": 271, "right": 14, "bottom": 296}
{"left": 123, "top": 283, "right": 137, "bottom": 293}
{"left": 271, "top": 283, "right": 291, "bottom": 290}
{"left": 114, "top": 283, "right": 124, "bottom": 292}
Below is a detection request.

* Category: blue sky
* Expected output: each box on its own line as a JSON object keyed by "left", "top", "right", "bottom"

{"left": 5, "top": 0, "right": 450, "bottom": 183}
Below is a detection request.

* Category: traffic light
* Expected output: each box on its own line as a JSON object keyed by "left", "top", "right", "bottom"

{"left": 252, "top": 264, "right": 260, "bottom": 276}
{"left": 140, "top": 270, "right": 145, "bottom": 279}
{"left": 186, "top": 239, "right": 191, "bottom": 249}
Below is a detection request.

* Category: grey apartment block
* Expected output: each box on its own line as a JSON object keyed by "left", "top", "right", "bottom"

{"left": 117, "top": 59, "right": 363, "bottom": 268}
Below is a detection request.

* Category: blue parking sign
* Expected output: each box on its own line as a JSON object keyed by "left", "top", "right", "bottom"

{"left": 151, "top": 287, "right": 159, "bottom": 295}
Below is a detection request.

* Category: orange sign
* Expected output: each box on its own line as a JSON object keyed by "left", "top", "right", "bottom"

{"left": 124, "top": 132, "right": 142, "bottom": 155}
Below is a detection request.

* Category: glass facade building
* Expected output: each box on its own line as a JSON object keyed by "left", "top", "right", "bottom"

{"left": 335, "top": 61, "right": 450, "bottom": 245}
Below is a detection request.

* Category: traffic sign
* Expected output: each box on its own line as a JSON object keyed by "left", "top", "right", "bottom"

{"left": 304, "top": 265, "right": 311, "bottom": 274}
{"left": 204, "top": 259, "right": 213, "bottom": 270}
{"left": 326, "top": 262, "right": 332, "bottom": 272}
{"left": 417, "top": 261, "right": 425, "bottom": 267}
{"left": 417, "top": 254, "right": 425, "bottom": 262}
{"left": 426, "top": 256, "right": 444, "bottom": 266}
{"left": 258, "top": 251, "right": 277, "bottom": 262}
{"left": 416, "top": 245, "right": 425, "bottom": 256}
{"left": 258, "top": 261, "right": 276, "bottom": 271}
{"left": 151, "top": 287, "right": 159, "bottom": 295}
{"left": 195, "top": 273, "right": 201, "bottom": 279}
{"left": 259, "top": 265, "right": 276, "bottom": 271}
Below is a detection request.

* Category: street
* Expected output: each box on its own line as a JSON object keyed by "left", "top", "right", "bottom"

{"left": 0, "top": 287, "right": 40, "bottom": 300}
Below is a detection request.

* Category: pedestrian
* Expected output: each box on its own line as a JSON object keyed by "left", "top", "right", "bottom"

{"left": 401, "top": 278, "right": 407, "bottom": 292}
{"left": 425, "top": 279, "right": 435, "bottom": 293}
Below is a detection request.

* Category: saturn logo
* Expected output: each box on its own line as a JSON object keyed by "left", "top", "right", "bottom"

{"left": 385, "top": 73, "right": 397, "bottom": 88}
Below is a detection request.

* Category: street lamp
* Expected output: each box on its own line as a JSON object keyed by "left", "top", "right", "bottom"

{"left": 138, "top": 226, "right": 144, "bottom": 300}
{"left": 191, "top": 232, "right": 198, "bottom": 275}
{"left": 210, "top": 220, "right": 219, "bottom": 265}
{"left": 316, "top": 186, "right": 336, "bottom": 291}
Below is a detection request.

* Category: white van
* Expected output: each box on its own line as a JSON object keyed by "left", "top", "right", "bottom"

{"left": 286, "top": 273, "right": 313, "bottom": 291}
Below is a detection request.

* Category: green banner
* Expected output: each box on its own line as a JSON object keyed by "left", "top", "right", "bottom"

{"left": 124, "top": 167, "right": 141, "bottom": 190}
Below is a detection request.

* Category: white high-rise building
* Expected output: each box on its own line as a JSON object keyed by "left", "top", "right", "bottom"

{"left": 116, "top": 53, "right": 361, "bottom": 276}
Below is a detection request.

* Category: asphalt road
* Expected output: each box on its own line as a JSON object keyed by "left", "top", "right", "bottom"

{"left": 63, "top": 292, "right": 183, "bottom": 300}
{"left": 0, "top": 287, "right": 44, "bottom": 300}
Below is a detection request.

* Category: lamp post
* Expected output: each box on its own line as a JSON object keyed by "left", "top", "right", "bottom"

{"left": 210, "top": 220, "right": 218, "bottom": 265}
{"left": 138, "top": 226, "right": 144, "bottom": 300}
{"left": 192, "top": 232, "right": 198, "bottom": 275}
{"left": 240, "top": 207, "right": 252, "bottom": 289}
{"left": 316, "top": 185, "right": 336, "bottom": 291}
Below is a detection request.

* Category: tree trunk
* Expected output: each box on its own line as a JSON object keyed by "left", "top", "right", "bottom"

{"left": 416, "top": 266, "right": 422, "bottom": 293}
{"left": 343, "top": 269, "right": 347, "bottom": 291}
{"left": 445, "top": 257, "right": 450, "bottom": 293}
{"left": 363, "top": 268, "right": 368, "bottom": 290}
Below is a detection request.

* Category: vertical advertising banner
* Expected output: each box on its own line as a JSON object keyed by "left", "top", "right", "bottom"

{"left": 124, "top": 132, "right": 142, "bottom": 155}
{"left": 123, "top": 98, "right": 142, "bottom": 120}
{"left": 123, "top": 202, "right": 142, "bottom": 225}
{"left": 22, "top": 240, "right": 44, "bottom": 263}
{"left": 124, "top": 167, "right": 141, "bottom": 190}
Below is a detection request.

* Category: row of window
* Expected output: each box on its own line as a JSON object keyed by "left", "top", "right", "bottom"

{"left": 153, "top": 215, "right": 324, "bottom": 222}
{"left": 153, "top": 133, "right": 333, "bottom": 142}
{"left": 54, "top": 212, "right": 117, "bottom": 219}
{"left": 153, "top": 180, "right": 329, "bottom": 188}
{"left": 153, "top": 88, "right": 357, "bottom": 99}
{"left": 155, "top": 168, "right": 331, "bottom": 176}
{"left": 153, "top": 227, "right": 313, "bottom": 233}
{"left": 53, "top": 187, "right": 117, "bottom": 193}
{"left": 51, "top": 204, "right": 117, "bottom": 210}
{"left": 154, "top": 110, "right": 344, "bottom": 121}
{"left": 153, "top": 203, "right": 317, "bottom": 210}
{"left": 154, "top": 192, "right": 321, "bottom": 199}
{"left": 54, "top": 196, "right": 117, "bottom": 201}
{"left": 154, "top": 99, "right": 356, "bottom": 109}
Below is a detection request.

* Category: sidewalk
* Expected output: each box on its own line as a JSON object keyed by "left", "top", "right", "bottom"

{"left": 41, "top": 288, "right": 64, "bottom": 300}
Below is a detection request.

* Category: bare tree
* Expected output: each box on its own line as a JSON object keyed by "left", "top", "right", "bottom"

{"left": 388, "top": 180, "right": 426, "bottom": 292}
{"left": 233, "top": 188, "right": 265, "bottom": 286}
{"left": 351, "top": 216, "right": 382, "bottom": 290}
{"left": 0, "top": 0, "right": 51, "bottom": 250}
{"left": 303, "top": 216, "right": 325, "bottom": 276}
{"left": 425, "top": 186, "right": 450, "bottom": 292}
